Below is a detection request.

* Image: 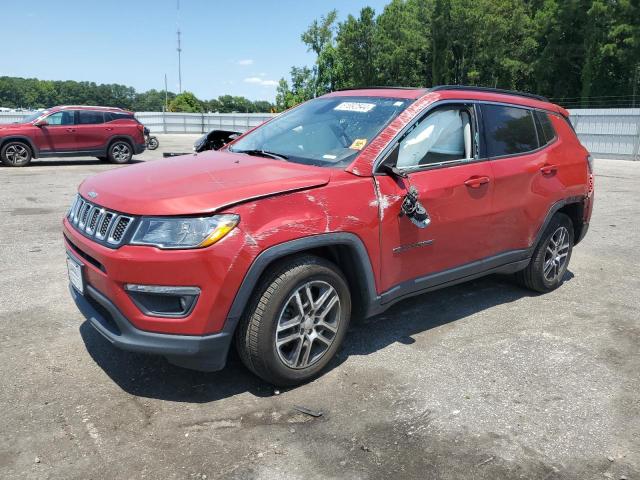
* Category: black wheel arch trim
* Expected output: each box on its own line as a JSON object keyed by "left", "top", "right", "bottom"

{"left": 224, "top": 232, "right": 379, "bottom": 335}
{"left": 532, "top": 195, "right": 586, "bottom": 247}
{"left": 0, "top": 135, "right": 39, "bottom": 158}
{"left": 108, "top": 135, "right": 136, "bottom": 150}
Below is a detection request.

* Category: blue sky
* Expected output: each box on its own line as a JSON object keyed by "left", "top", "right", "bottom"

{"left": 2, "top": 0, "right": 390, "bottom": 102}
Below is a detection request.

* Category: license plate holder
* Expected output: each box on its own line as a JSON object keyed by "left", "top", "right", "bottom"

{"left": 67, "top": 255, "right": 84, "bottom": 294}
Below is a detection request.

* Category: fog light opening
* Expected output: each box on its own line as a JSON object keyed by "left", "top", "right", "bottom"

{"left": 124, "top": 284, "right": 200, "bottom": 318}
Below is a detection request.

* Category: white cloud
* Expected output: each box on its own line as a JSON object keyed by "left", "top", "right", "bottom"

{"left": 244, "top": 77, "right": 278, "bottom": 87}
{"left": 237, "top": 59, "right": 254, "bottom": 66}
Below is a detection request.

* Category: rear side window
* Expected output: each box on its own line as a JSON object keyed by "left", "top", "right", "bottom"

{"left": 106, "top": 112, "right": 135, "bottom": 122}
{"left": 78, "top": 111, "right": 105, "bottom": 125}
{"left": 535, "top": 111, "right": 557, "bottom": 145}
{"left": 482, "top": 104, "right": 539, "bottom": 157}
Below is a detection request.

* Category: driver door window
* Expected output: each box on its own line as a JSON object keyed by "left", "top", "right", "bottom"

{"left": 46, "top": 111, "right": 76, "bottom": 126}
{"left": 396, "top": 107, "right": 473, "bottom": 169}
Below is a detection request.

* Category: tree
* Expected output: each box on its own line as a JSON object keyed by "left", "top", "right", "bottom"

{"left": 373, "top": 0, "right": 431, "bottom": 87}
{"left": 0, "top": 76, "right": 273, "bottom": 112}
{"left": 335, "top": 7, "right": 378, "bottom": 88}
{"left": 168, "top": 91, "right": 204, "bottom": 112}
{"left": 301, "top": 9, "right": 339, "bottom": 96}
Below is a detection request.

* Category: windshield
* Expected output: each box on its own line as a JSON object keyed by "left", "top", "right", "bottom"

{"left": 229, "top": 96, "right": 411, "bottom": 168}
{"left": 22, "top": 110, "right": 48, "bottom": 123}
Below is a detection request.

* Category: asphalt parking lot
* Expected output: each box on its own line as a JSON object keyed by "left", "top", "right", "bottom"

{"left": 1, "top": 135, "right": 638, "bottom": 480}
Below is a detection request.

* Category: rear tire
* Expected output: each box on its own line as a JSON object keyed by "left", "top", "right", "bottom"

{"left": 235, "top": 255, "right": 351, "bottom": 386}
{"left": 516, "top": 213, "right": 574, "bottom": 293}
{"left": 1, "top": 141, "right": 32, "bottom": 167}
{"left": 147, "top": 137, "right": 159, "bottom": 150}
{"left": 107, "top": 140, "right": 133, "bottom": 164}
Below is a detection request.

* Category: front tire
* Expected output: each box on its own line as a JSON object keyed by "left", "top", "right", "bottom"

{"left": 236, "top": 255, "right": 352, "bottom": 386}
{"left": 517, "top": 213, "right": 574, "bottom": 293}
{"left": 107, "top": 141, "right": 133, "bottom": 164}
{"left": 1, "top": 141, "right": 32, "bottom": 167}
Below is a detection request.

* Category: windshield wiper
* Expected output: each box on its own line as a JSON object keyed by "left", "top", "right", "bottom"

{"left": 232, "top": 149, "right": 288, "bottom": 160}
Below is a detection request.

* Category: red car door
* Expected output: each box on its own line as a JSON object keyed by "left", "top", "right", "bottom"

{"left": 75, "top": 110, "right": 109, "bottom": 150}
{"left": 375, "top": 103, "right": 496, "bottom": 296}
{"left": 38, "top": 110, "right": 77, "bottom": 152}
{"left": 480, "top": 103, "right": 560, "bottom": 252}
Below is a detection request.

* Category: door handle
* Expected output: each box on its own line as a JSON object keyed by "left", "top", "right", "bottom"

{"left": 540, "top": 164, "right": 558, "bottom": 175}
{"left": 464, "top": 176, "right": 490, "bottom": 188}
{"left": 66, "top": 128, "right": 76, "bottom": 133}
{"left": 105, "top": 127, "right": 113, "bottom": 131}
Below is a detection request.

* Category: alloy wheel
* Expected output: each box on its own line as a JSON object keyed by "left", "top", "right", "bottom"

{"left": 112, "top": 143, "right": 130, "bottom": 162}
{"left": 275, "top": 280, "right": 341, "bottom": 369}
{"left": 5, "top": 144, "right": 29, "bottom": 165}
{"left": 543, "top": 226, "right": 570, "bottom": 282}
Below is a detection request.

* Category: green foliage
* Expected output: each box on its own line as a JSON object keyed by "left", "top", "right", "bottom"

{"left": 168, "top": 91, "right": 203, "bottom": 113}
{"left": 301, "top": 9, "right": 339, "bottom": 96}
{"left": 0, "top": 76, "right": 274, "bottom": 112}
{"left": 275, "top": 67, "right": 316, "bottom": 110}
{"left": 277, "top": 0, "right": 640, "bottom": 110}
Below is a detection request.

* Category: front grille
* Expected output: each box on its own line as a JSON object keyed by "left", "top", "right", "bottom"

{"left": 110, "top": 217, "right": 131, "bottom": 243}
{"left": 67, "top": 195, "right": 134, "bottom": 247}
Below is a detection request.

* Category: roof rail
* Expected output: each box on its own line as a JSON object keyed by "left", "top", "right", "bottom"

{"left": 334, "top": 86, "right": 426, "bottom": 92}
{"left": 58, "top": 105, "right": 127, "bottom": 110}
{"left": 429, "top": 85, "right": 549, "bottom": 103}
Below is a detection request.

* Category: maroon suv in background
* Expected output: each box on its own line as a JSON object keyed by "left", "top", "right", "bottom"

{"left": 0, "top": 105, "right": 146, "bottom": 167}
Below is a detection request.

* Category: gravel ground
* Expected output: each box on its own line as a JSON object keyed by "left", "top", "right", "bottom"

{"left": 0, "top": 135, "right": 638, "bottom": 479}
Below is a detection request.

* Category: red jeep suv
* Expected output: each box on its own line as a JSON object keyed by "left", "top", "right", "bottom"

{"left": 0, "top": 105, "right": 145, "bottom": 167}
{"left": 64, "top": 86, "right": 594, "bottom": 386}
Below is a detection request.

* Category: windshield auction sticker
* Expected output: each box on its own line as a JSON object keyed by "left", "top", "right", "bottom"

{"left": 334, "top": 102, "right": 376, "bottom": 113}
{"left": 349, "top": 138, "right": 367, "bottom": 150}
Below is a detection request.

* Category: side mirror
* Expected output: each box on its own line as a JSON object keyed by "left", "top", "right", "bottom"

{"left": 34, "top": 119, "right": 48, "bottom": 127}
{"left": 379, "top": 144, "right": 407, "bottom": 178}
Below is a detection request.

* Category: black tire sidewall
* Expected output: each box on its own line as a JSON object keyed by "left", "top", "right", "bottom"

{"left": 1, "top": 141, "right": 32, "bottom": 167}
{"left": 247, "top": 259, "right": 351, "bottom": 385}
{"left": 108, "top": 141, "right": 133, "bottom": 164}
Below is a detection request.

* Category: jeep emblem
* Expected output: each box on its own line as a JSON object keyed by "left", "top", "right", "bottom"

{"left": 87, "top": 191, "right": 98, "bottom": 199}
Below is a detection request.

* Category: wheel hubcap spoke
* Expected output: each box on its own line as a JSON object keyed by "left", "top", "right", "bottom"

{"left": 275, "top": 280, "right": 341, "bottom": 369}
{"left": 543, "top": 226, "right": 570, "bottom": 282}
{"left": 6, "top": 145, "right": 27, "bottom": 164}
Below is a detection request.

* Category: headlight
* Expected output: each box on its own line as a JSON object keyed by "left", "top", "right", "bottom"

{"left": 131, "top": 214, "right": 239, "bottom": 249}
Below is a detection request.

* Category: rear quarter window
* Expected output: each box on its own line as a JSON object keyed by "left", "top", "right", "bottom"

{"left": 535, "top": 111, "right": 557, "bottom": 145}
{"left": 482, "top": 104, "right": 539, "bottom": 157}
{"left": 106, "top": 112, "right": 135, "bottom": 122}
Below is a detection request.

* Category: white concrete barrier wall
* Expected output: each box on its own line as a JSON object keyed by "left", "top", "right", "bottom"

{"left": 1, "top": 109, "right": 638, "bottom": 160}
{"left": 567, "top": 108, "right": 640, "bottom": 161}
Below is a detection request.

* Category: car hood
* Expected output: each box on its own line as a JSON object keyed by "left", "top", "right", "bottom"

{"left": 0, "top": 122, "right": 30, "bottom": 132}
{"left": 79, "top": 150, "right": 332, "bottom": 216}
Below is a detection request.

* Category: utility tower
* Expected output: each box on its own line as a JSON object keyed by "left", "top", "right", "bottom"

{"left": 177, "top": 29, "right": 182, "bottom": 93}
{"left": 176, "top": 0, "right": 182, "bottom": 93}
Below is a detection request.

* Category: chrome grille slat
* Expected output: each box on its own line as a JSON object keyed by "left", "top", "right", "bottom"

{"left": 96, "top": 212, "right": 115, "bottom": 240}
{"left": 67, "top": 196, "right": 133, "bottom": 247}
{"left": 107, "top": 216, "right": 133, "bottom": 245}
{"left": 78, "top": 203, "right": 92, "bottom": 228}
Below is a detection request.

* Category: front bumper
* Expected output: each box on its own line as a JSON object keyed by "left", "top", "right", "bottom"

{"left": 71, "top": 283, "right": 232, "bottom": 371}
